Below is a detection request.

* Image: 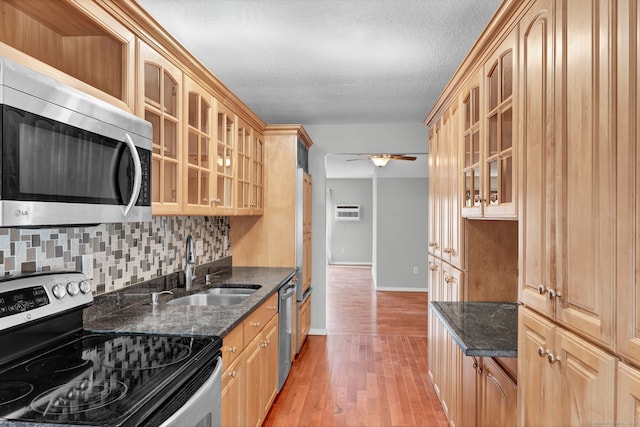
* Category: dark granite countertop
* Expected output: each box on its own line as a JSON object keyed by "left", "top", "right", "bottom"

{"left": 429, "top": 301, "right": 518, "bottom": 358}
{"left": 83, "top": 266, "right": 296, "bottom": 339}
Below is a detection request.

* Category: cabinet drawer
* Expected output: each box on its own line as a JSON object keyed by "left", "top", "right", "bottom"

{"left": 222, "top": 324, "right": 243, "bottom": 366}
{"left": 244, "top": 293, "right": 278, "bottom": 344}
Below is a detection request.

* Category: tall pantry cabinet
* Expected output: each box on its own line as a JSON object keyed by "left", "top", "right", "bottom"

{"left": 231, "top": 125, "right": 313, "bottom": 354}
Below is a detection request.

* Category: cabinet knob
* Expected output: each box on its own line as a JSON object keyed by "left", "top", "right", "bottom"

{"left": 429, "top": 263, "right": 439, "bottom": 271}
{"left": 548, "top": 289, "right": 562, "bottom": 300}
{"left": 228, "top": 346, "right": 237, "bottom": 353}
{"left": 537, "top": 285, "right": 547, "bottom": 295}
{"left": 546, "top": 351, "right": 561, "bottom": 364}
{"left": 268, "top": 305, "right": 277, "bottom": 311}
{"left": 537, "top": 347, "right": 546, "bottom": 358}
{"left": 251, "top": 322, "right": 261, "bottom": 328}
{"left": 230, "top": 371, "right": 237, "bottom": 378}
{"left": 444, "top": 276, "right": 455, "bottom": 284}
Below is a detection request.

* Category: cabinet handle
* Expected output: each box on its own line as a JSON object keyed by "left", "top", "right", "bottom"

{"left": 429, "top": 264, "right": 439, "bottom": 271}
{"left": 444, "top": 248, "right": 456, "bottom": 255}
{"left": 251, "top": 322, "right": 261, "bottom": 328}
{"left": 429, "top": 242, "right": 439, "bottom": 248}
{"left": 229, "top": 346, "right": 237, "bottom": 353}
{"left": 444, "top": 276, "right": 455, "bottom": 284}
{"left": 546, "top": 351, "right": 561, "bottom": 364}
{"left": 537, "top": 285, "right": 547, "bottom": 295}
{"left": 230, "top": 371, "right": 237, "bottom": 378}
{"left": 268, "top": 305, "right": 277, "bottom": 311}
{"left": 548, "top": 289, "right": 562, "bottom": 300}
{"left": 537, "top": 347, "right": 546, "bottom": 358}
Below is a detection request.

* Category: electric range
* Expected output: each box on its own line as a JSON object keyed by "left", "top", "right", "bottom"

{"left": 0, "top": 272, "right": 221, "bottom": 426}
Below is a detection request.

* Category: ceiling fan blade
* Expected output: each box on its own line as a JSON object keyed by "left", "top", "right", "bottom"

{"left": 388, "top": 155, "right": 417, "bottom": 161}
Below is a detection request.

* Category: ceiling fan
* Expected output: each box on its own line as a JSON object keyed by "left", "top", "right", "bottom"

{"left": 347, "top": 154, "right": 417, "bottom": 168}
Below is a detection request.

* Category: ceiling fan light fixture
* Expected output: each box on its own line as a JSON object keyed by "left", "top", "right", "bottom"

{"left": 370, "top": 155, "right": 391, "bottom": 167}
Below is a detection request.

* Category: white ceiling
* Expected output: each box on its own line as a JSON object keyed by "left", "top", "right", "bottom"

{"left": 135, "top": 0, "right": 502, "bottom": 126}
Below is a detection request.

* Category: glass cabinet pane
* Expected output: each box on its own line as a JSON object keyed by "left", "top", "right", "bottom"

{"left": 488, "top": 62, "right": 499, "bottom": 110}
{"left": 472, "top": 87, "right": 480, "bottom": 125}
{"left": 465, "top": 169, "right": 473, "bottom": 207}
{"left": 152, "top": 157, "right": 160, "bottom": 202}
{"left": 188, "top": 168, "right": 198, "bottom": 204}
{"left": 488, "top": 114, "right": 498, "bottom": 155}
{"left": 464, "top": 94, "right": 471, "bottom": 129}
{"left": 465, "top": 134, "right": 471, "bottom": 167}
{"left": 472, "top": 131, "right": 480, "bottom": 164}
{"left": 188, "top": 93, "right": 197, "bottom": 127}
{"left": 501, "top": 108, "right": 513, "bottom": 150}
{"left": 200, "top": 174, "right": 209, "bottom": 205}
{"left": 201, "top": 100, "right": 209, "bottom": 133}
{"left": 164, "top": 119, "right": 177, "bottom": 159}
{"left": 501, "top": 50, "right": 513, "bottom": 101}
{"left": 188, "top": 132, "right": 198, "bottom": 164}
{"left": 489, "top": 160, "right": 498, "bottom": 204}
{"left": 473, "top": 167, "right": 481, "bottom": 206}
{"left": 501, "top": 156, "right": 513, "bottom": 203}
{"left": 144, "top": 64, "right": 160, "bottom": 104}
{"left": 164, "top": 162, "right": 177, "bottom": 203}
{"left": 146, "top": 112, "right": 161, "bottom": 154}
{"left": 201, "top": 136, "right": 209, "bottom": 168}
{"left": 163, "top": 72, "right": 177, "bottom": 116}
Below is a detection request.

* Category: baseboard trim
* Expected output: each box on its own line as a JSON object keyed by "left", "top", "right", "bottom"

{"left": 375, "top": 286, "right": 428, "bottom": 292}
{"left": 309, "top": 328, "right": 328, "bottom": 336}
{"left": 328, "top": 262, "right": 372, "bottom": 267}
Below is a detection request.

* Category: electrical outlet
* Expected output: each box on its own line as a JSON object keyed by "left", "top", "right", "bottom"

{"left": 413, "top": 266, "right": 419, "bottom": 274}
{"left": 81, "top": 255, "right": 94, "bottom": 279}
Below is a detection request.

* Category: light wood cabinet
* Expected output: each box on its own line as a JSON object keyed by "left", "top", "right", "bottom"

{"left": 0, "top": 0, "right": 135, "bottom": 111}
{"left": 138, "top": 40, "right": 183, "bottom": 215}
{"left": 236, "top": 119, "right": 265, "bottom": 216}
{"left": 615, "top": 0, "right": 640, "bottom": 368}
{"left": 182, "top": 75, "right": 214, "bottom": 214}
{"left": 518, "top": 306, "right": 616, "bottom": 426}
{"left": 251, "top": 133, "right": 265, "bottom": 215}
{"left": 221, "top": 293, "right": 279, "bottom": 427}
{"left": 427, "top": 256, "right": 442, "bottom": 392}
{"left": 298, "top": 293, "right": 311, "bottom": 352}
{"left": 519, "top": 0, "right": 615, "bottom": 349}
{"left": 428, "top": 122, "right": 443, "bottom": 259}
{"left": 460, "top": 355, "right": 516, "bottom": 427}
{"left": 246, "top": 315, "right": 278, "bottom": 427}
{"left": 617, "top": 362, "right": 640, "bottom": 426}
{"left": 478, "top": 357, "right": 516, "bottom": 427}
{"left": 461, "top": 31, "right": 517, "bottom": 220}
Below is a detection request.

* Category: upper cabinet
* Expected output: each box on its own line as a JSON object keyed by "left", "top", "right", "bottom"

{"left": 138, "top": 40, "right": 183, "bottom": 215}
{"left": 483, "top": 32, "right": 516, "bottom": 218}
{"left": 461, "top": 32, "right": 517, "bottom": 219}
{"left": 1, "top": 1, "right": 268, "bottom": 218}
{"left": 0, "top": 0, "right": 135, "bottom": 111}
{"left": 183, "top": 75, "right": 214, "bottom": 214}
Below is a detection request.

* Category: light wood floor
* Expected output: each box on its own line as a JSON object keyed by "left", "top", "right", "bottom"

{"left": 263, "top": 265, "right": 448, "bottom": 427}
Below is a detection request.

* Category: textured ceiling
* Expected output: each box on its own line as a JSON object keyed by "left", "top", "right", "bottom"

{"left": 136, "top": 0, "right": 501, "bottom": 126}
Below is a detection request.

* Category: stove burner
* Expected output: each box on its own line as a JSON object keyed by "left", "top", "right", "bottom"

{"left": 30, "top": 379, "right": 127, "bottom": 415}
{"left": 26, "top": 354, "right": 91, "bottom": 374}
{"left": 0, "top": 381, "right": 34, "bottom": 406}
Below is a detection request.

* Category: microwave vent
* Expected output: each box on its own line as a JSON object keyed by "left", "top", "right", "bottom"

{"left": 335, "top": 204, "right": 360, "bottom": 221}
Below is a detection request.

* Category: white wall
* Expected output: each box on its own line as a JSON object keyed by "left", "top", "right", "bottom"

{"left": 327, "top": 178, "right": 373, "bottom": 265}
{"left": 374, "top": 177, "right": 428, "bottom": 290}
{"left": 306, "top": 122, "right": 428, "bottom": 334}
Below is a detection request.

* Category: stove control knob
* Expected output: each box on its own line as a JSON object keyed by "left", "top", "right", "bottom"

{"left": 66, "top": 281, "right": 80, "bottom": 296}
{"left": 52, "top": 283, "right": 67, "bottom": 299}
{"left": 79, "top": 280, "right": 91, "bottom": 294}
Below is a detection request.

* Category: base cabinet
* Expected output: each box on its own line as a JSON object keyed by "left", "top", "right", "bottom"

{"left": 221, "top": 294, "right": 279, "bottom": 427}
{"left": 297, "top": 296, "right": 311, "bottom": 352}
{"left": 518, "top": 307, "right": 616, "bottom": 426}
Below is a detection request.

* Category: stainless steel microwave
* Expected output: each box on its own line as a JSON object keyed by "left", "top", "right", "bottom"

{"left": 0, "top": 56, "right": 152, "bottom": 227}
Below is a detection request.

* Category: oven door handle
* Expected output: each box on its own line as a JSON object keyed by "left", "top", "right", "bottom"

{"left": 123, "top": 132, "right": 142, "bottom": 217}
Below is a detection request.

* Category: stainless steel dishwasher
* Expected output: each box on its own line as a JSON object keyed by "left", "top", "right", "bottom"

{"left": 278, "top": 275, "right": 297, "bottom": 392}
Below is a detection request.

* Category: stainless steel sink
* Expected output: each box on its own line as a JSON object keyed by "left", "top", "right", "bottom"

{"left": 166, "top": 285, "right": 261, "bottom": 307}
{"left": 202, "top": 285, "right": 260, "bottom": 295}
{"left": 167, "top": 293, "right": 248, "bottom": 307}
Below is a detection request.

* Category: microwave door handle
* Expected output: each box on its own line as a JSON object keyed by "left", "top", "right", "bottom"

{"left": 123, "top": 133, "right": 142, "bottom": 217}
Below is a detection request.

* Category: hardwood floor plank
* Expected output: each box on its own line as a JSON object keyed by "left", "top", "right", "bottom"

{"left": 264, "top": 266, "right": 448, "bottom": 427}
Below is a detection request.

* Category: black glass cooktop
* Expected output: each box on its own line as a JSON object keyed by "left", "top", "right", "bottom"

{"left": 0, "top": 331, "right": 219, "bottom": 426}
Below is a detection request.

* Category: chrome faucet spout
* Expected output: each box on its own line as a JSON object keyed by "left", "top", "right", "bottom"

{"left": 150, "top": 290, "right": 173, "bottom": 305}
{"left": 185, "top": 235, "right": 196, "bottom": 290}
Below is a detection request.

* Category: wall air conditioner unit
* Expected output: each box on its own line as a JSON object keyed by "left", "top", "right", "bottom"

{"left": 335, "top": 204, "right": 360, "bottom": 221}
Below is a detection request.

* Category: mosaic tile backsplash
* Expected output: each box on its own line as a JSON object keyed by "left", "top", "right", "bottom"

{"left": 0, "top": 216, "right": 230, "bottom": 295}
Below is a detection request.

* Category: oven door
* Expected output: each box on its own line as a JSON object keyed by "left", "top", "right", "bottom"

{"left": 143, "top": 355, "right": 223, "bottom": 427}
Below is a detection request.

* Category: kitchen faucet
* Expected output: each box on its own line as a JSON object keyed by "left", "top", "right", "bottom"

{"left": 185, "top": 235, "right": 196, "bottom": 290}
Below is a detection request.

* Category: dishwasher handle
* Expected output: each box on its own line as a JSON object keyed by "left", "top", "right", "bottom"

{"left": 280, "top": 282, "right": 296, "bottom": 300}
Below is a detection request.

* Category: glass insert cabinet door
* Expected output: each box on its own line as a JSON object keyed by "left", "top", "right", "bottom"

{"left": 215, "top": 102, "right": 235, "bottom": 214}
{"left": 462, "top": 79, "right": 482, "bottom": 217}
{"left": 140, "top": 41, "right": 182, "bottom": 215}
{"left": 184, "top": 76, "right": 214, "bottom": 214}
